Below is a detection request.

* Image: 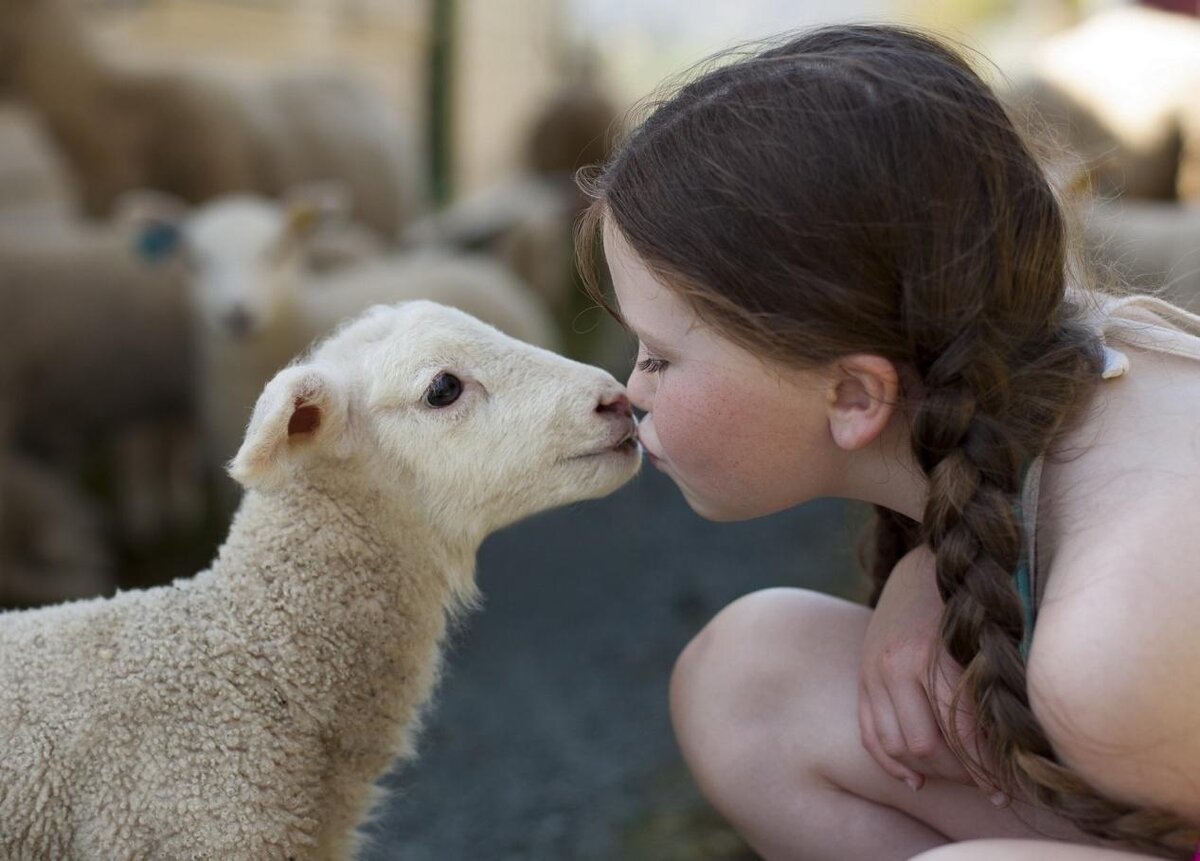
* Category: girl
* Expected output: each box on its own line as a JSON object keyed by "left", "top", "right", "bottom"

{"left": 577, "top": 24, "right": 1200, "bottom": 861}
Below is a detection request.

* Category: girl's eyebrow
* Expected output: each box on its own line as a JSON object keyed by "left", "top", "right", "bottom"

{"left": 625, "top": 321, "right": 672, "bottom": 351}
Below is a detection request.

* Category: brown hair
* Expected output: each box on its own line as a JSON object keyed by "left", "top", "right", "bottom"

{"left": 577, "top": 24, "right": 1197, "bottom": 857}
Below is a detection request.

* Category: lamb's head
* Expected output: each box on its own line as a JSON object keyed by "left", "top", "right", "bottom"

{"left": 229, "top": 300, "right": 640, "bottom": 541}
{"left": 127, "top": 187, "right": 346, "bottom": 339}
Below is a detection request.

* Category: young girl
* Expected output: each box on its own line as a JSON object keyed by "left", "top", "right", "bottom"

{"left": 577, "top": 24, "right": 1200, "bottom": 861}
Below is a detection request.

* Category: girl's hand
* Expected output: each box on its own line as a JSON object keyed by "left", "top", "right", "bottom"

{"left": 858, "top": 543, "right": 1005, "bottom": 802}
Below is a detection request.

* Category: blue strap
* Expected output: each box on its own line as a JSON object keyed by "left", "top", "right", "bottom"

{"left": 1012, "top": 458, "right": 1036, "bottom": 660}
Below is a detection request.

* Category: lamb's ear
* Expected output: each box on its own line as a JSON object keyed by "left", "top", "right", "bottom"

{"left": 228, "top": 365, "right": 350, "bottom": 490}
{"left": 283, "top": 182, "right": 351, "bottom": 240}
{"left": 115, "top": 190, "right": 189, "bottom": 264}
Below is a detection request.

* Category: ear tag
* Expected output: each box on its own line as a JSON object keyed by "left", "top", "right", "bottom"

{"left": 136, "top": 222, "right": 181, "bottom": 263}
{"left": 287, "top": 207, "right": 319, "bottom": 237}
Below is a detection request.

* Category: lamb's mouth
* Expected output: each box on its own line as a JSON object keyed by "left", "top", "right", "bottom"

{"left": 570, "top": 428, "right": 640, "bottom": 460}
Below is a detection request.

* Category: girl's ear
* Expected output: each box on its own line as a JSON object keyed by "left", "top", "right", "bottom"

{"left": 229, "top": 365, "right": 350, "bottom": 491}
{"left": 825, "top": 354, "right": 900, "bottom": 451}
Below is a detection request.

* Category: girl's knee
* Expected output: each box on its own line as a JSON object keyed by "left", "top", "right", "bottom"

{"left": 909, "top": 841, "right": 1036, "bottom": 860}
{"left": 669, "top": 587, "right": 859, "bottom": 803}
{"left": 670, "top": 588, "right": 826, "bottom": 722}
{"left": 671, "top": 587, "right": 853, "bottom": 711}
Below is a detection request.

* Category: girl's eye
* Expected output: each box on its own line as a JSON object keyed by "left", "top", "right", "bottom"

{"left": 636, "top": 356, "right": 669, "bottom": 374}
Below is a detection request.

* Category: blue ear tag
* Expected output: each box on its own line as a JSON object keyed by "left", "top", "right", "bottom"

{"left": 136, "top": 222, "right": 180, "bottom": 263}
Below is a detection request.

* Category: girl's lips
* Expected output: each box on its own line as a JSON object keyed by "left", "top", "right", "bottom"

{"left": 636, "top": 429, "right": 662, "bottom": 466}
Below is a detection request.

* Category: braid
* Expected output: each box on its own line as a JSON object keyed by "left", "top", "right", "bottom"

{"left": 908, "top": 305, "right": 1200, "bottom": 858}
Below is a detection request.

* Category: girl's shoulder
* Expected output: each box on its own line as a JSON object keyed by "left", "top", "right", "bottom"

{"left": 1023, "top": 300, "right": 1200, "bottom": 819}
{"left": 1038, "top": 291, "right": 1200, "bottom": 581}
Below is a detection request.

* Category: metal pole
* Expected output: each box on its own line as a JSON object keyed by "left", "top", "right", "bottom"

{"left": 428, "top": 0, "right": 455, "bottom": 205}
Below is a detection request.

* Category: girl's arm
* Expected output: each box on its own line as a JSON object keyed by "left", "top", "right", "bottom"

{"left": 860, "top": 543, "right": 1000, "bottom": 796}
{"left": 1026, "top": 494, "right": 1200, "bottom": 827}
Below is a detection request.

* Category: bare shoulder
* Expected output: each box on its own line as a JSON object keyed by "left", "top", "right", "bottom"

{"left": 1025, "top": 337, "right": 1200, "bottom": 821}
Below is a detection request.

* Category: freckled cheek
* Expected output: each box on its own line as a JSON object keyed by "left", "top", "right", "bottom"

{"left": 652, "top": 380, "right": 746, "bottom": 475}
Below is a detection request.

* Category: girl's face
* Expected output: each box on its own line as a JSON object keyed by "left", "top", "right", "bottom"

{"left": 604, "top": 224, "right": 837, "bottom": 521}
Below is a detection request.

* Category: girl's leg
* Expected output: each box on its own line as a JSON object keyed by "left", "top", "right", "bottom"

{"left": 913, "top": 839, "right": 1159, "bottom": 860}
{"left": 669, "top": 588, "right": 1092, "bottom": 861}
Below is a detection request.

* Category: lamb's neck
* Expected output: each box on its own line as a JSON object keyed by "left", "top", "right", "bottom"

{"left": 209, "top": 478, "right": 484, "bottom": 851}
{"left": 215, "top": 479, "right": 479, "bottom": 682}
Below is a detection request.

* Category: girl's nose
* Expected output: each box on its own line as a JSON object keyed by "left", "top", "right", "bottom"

{"left": 624, "top": 373, "right": 652, "bottom": 414}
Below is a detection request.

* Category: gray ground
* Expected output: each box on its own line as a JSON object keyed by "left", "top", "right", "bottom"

{"left": 363, "top": 465, "right": 871, "bottom": 861}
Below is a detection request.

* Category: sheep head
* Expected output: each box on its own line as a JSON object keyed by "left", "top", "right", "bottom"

{"left": 123, "top": 185, "right": 349, "bottom": 340}
{"left": 230, "top": 301, "right": 641, "bottom": 545}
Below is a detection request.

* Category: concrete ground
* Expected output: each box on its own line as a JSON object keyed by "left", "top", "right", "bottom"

{"left": 363, "top": 464, "right": 871, "bottom": 860}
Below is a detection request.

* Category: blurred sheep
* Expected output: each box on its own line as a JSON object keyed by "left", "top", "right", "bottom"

{"left": 0, "top": 0, "right": 423, "bottom": 239}
{"left": 404, "top": 71, "right": 622, "bottom": 316}
{"left": 1080, "top": 199, "right": 1200, "bottom": 314}
{"left": 0, "top": 223, "right": 198, "bottom": 544}
{"left": 0, "top": 452, "right": 113, "bottom": 608}
{"left": 404, "top": 176, "right": 574, "bottom": 314}
{"left": 1004, "top": 4, "right": 1200, "bottom": 201}
{"left": 0, "top": 103, "right": 75, "bottom": 231}
{"left": 131, "top": 189, "right": 560, "bottom": 509}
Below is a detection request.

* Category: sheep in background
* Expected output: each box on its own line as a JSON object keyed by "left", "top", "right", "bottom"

{"left": 403, "top": 176, "right": 574, "bottom": 314}
{"left": 0, "top": 223, "right": 198, "bottom": 544}
{"left": 0, "top": 301, "right": 640, "bottom": 860}
{"left": 0, "top": 0, "right": 423, "bottom": 238}
{"left": 0, "top": 452, "right": 113, "bottom": 608}
{"left": 0, "top": 103, "right": 75, "bottom": 231}
{"left": 523, "top": 63, "right": 622, "bottom": 197}
{"left": 1003, "top": 4, "right": 1200, "bottom": 201}
{"left": 1079, "top": 199, "right": 1200, "bottom": 313}
{"left": 404, "top": 70, "right": 623, "bottom": 315}
{"left": 131, "top": 189, "right": 559, "bottom": 508}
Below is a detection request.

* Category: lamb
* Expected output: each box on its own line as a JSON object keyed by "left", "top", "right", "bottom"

{"left": 133, "top": 191, "right": 560, "bottom": 508}
{"left": 0, "top": 0, "right": 422, "bottom": 237}
{"left": 0, "top": 300, "right": 641, "bottom": 860}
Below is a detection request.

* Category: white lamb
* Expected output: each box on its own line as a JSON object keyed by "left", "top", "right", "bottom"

{"left": 131, "top": 190, "right": 560, "bottom": 507}
{"left": 0, "top": 300, "right": 641, "bottom": 860}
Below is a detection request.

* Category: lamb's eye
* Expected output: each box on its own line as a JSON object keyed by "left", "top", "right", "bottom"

{"left": 425, "top": 372, "right": 462, "bottom": 407}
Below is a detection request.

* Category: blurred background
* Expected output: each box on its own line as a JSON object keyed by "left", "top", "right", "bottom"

{"left": 1, "top": 0, "right": 1197, "bottom": 857}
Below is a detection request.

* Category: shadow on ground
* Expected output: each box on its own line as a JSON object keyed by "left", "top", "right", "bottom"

{"left": 363, "top": 465, "right": 871, "bottom": 860}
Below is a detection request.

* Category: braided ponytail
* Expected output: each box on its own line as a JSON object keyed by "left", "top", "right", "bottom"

{"left": 910, "top": 302, "right": 1199, "bottom": 857}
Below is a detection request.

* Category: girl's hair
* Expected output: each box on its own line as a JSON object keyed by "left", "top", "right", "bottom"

{"left": 577, "top": 24, "right": 1198, "bottom": 857}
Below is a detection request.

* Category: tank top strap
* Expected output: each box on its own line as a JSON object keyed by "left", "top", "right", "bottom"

{"left": 1069, "top": 287, "right": 1200, "bottom": 364}
{"left": 1014, "top": 453, "right": 1046, "bottom": 659}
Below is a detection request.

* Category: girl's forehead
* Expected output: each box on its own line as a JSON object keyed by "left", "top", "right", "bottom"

{"left": 603, "top": 223, "right": 695, "bottom": 336}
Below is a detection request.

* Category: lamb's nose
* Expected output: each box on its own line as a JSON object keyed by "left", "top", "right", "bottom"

{"left": 596, "top": 391, "right": 632, "bottom": 419}
{"left": 224, "top": 306, "right": 254, "bottom": 338}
